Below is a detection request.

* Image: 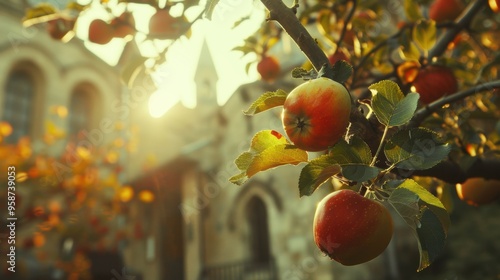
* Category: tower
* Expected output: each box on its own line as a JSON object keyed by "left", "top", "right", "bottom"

{"left": 194, "top": 38, "right": 218, "bottom": 111}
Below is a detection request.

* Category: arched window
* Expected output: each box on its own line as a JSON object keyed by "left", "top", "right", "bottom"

{"left": 246, "top": 196, "right": 270, "bottom": 264}
{"left": 67, "top": 84, "right": 99, "bottom": 138}
{"left": 2, "top": 70, "right": 34, "bottom": 143}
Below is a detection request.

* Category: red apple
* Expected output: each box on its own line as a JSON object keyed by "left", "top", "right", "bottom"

{"left": 282, "top": 77, "right": 351, "bottom": 151}
{"left": 111, "top": 11, "right": 136, "bottom": 39}
{"left": 46, "top": 18, "right": 75, "bottom": 41}
{"left": 88, "top": 19, "right": 113, "bottom": 45}
{"left": 148, "top": 9, "right": 186, "bottom": 39}
{"left": 313, "top": 189, "right": 394, "bottom": 266}
{"left": 412, "top": 65, "right": 458, "bottom": 104}
{"left": 328, "top": 48, "right": 350, "bottom": 65}
{"left": 489, "top": 0, "right": 500, "bottom": 13}
{"left": 429, "top": 0, "right": 464, "bottom": 23}
{"left": 257, "top": 55, "right": 281, "bottom": 82}
{"left": 456, "top": 178, "right": 500, "bottom": 206}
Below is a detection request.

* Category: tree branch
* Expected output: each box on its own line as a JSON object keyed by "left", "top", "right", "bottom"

{"left": 410, "top": 158, "right": 500, "bottom": 184}
{"left": 428, "top": 0, "right": 488, "bottom": 59}
{"left": 407, "top": 80, "right": 500, "bottom": 128}
{"left": 260, "top": 0, "right": 330, "bottom": 72}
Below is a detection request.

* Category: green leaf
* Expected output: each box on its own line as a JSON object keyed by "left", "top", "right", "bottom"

{"left": 331, "top": 60, "right": 353, "bottom": 84}
{"left": 391, "top": 92, "right": 420, "bottom": 126}
{"left": 291, "top": 67, "right": 317, "bottom": 80}
{"left": 232, "top": 15, "right": 250, "bottom": 29}
{"left": 230, "top": 130, "right": 308, "bottom": 186}
{"left": 384, "top": 128, "right": 451, "bottom": 170}
{"left": 404, "top": 0, "right": 422, "bottom": 21}
{"left": 205, "top": 0, "right": 220, "bottom": 20}
{"left": 399, "top": 42, "right": 421, "bottom": 61}
{"left": 247, "top": 144, "right": 307, "bottom": 177}
{"left": 299, "top": 155, "right": 341, "bottom": 197}
{"left": 388, "top": 179, "right": 450, "bottom": 271}
{"left": 298, "top": 137, "right": 378, "bottom": 196}
{"left": 388, "top": 186, "right": 420, "bottom": 229}
{"left": 415, "top": 208, "right": 447, "bottom": 271}
{"left": 396, "top": 179, "right": 450, "bottom": 232}
{"left": 413, "top": 19, "right": 436, "bottom": 53}
{"left": 243, "top": 90, "right": 287, "bottom": 115}
{"left": 341, "top": 164, "right": 380, "bottom": 182}
{"left": 330, "top": 138, "right": 370, "bottom": 165}
{"left": 370, "top": 80, "right": 419, "bottom": 127}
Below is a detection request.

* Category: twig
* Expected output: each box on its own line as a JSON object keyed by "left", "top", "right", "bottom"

{"left": 428, "top": 0, "right": 488, "bottom": 59}
{"left": 260, "top": 0, "right": 330, "bottom": 73}
{"left": 407, "top": 80, "right": 500, "bottom": 128}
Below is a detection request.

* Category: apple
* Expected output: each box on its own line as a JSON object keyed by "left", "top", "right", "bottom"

{"left": 257, "top": 55, "right": 281, "bottom": 82}
{"left": 148, "top": 9, "right": 186, "bottom": 39}
{"left": 88, "top": 19, "right": 113, "bottom": 45}
{"left": 46, "top": 18, "right": 75, "bottom": 41}
{"left": 313, "top": 189, "right": 394, "bottom": 266}
{"left": 489, "top": 0, "right": 500, "bottom": 13}
{"left": 111, "top": 11, "right": 135, "bottom": 39}
{"left": 328, "top": 48, "right": 350, "bottom": 65}
{"left": 412, "top": 65, "right": 458, "bottom": 104}
{"left": 456, "top": 177, "right": 500, "bottom": 206}
{"left": 282, "top": 77, "right": 351, "bottom": 151}
{"left": 429, "top": 0, "right": 464, "bottom": 23}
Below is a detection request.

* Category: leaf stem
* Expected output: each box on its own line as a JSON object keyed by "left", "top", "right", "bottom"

{"left": 370, "top": 124, "right": 389, "bottom": 166}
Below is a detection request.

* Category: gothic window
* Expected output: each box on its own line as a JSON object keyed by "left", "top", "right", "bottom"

{"left": 2, "top": 70, "right": 35, "bottom": 143}
{"left": 246, "top": 196, "right": 270, "bottom": 264}
{"left": 67, "top": 84, "right": 99, "bottom": 138}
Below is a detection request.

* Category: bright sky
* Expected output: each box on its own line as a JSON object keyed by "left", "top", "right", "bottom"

{"left": 75, "top": 0, "right": 266, "bottom": 118}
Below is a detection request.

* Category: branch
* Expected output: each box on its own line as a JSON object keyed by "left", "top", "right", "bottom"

{"left": 411, "top": 158, "right": 500, "bottom": 184}
{"left": 335, "top": 0, "right": 357, "bottom": 52}
{"left": 428, "top": 0, "right": 488, "bottom": 59}
{"left": 260, "top": 0, "right": 330, "bottom": 72}
{"left": 407, "top": 80, "right": 500, "bottom": 128}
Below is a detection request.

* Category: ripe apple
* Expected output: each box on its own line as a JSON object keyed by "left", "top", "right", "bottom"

{"left": 88, "top": 19, "right": 113, "bottom": 45}
{"left": 489, "top": 0, "right": 500, "bottom": 13}
{"left": 456, "top": 177, "right": 500, "bottom": 206}
{"left": 282, "top": 77, "right": 351, "bottom": 151}
{"left": 111, "top": 11, "right": 136, "bottom": 39}
{"left": 46, "top": 18, "right": 75, "bottom": 41}
{"left": 257, "top": 55, "right": 281, "bottom": 82}
{"left": 412, "top": 65, "right": 458, "bottom": 104}
{"left": 148, "top": 9, "right": 186, "bottom": 39}
{"left": 429, "top": 0, "right": 464, "bottom": 23}
{"left": 328, "top": 48, "right": 350, "bottom": 65}
{"left": 313, "top": 189, "right": 394, "bottom": 266}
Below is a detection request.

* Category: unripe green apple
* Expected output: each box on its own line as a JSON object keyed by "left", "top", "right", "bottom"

{"left": 456, "top": 178, "right": 500, "bottom": 206}
{"left": 282, "top": 77, "right": 351, "bottom": 151}
{"left": 429, "top": 0, "right": 464, "bottom": 23}
{"left": 257, "top": 55, "right": 281, "bottom": 82}
{"left": 412, "top": 65, "right": 458, "bottom": 104}
{"left": 313, "top": 189, "right": 394, "bottom": 266}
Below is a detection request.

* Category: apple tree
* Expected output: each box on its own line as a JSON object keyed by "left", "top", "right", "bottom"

{"left": 20, "top": 0, "right": 500, "bottom": 274}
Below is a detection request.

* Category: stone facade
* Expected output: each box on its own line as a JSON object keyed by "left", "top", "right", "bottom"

{"left": 0, "top": 1, "right": 408, "bottom": 279}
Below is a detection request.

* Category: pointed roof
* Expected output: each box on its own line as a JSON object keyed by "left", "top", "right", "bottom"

{"left": 195, "top": 38, "right": 218, "bottom": 81}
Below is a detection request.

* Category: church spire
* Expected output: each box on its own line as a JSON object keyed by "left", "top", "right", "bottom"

{"left": 194, "top": 38, "right": 218, "bottom": 106}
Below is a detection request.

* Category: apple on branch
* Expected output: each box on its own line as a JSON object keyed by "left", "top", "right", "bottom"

{"left": 257, "top": 55, "right": 281, "bottom": 82}
{"left": 412, "top": 65, "right": 458, "bottom": 104}
{"left": 313, "top": 189, "right": 394, "bottom": 265}
{"left": 281, "top": 77, "right": 351, "bottom": 152}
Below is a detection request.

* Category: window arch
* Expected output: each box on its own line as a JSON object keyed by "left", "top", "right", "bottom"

{"left": 2, "top": 70, "right": 35, "bottom": 143}
{"left": 67, "top": 83, "right": 100, "bottom": 138}
{"left": 245, "top": 196, "right": 271, "bottom": 264}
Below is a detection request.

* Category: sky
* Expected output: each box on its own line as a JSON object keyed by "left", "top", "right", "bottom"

{"left": 72, "top": 0, "right": 266, "bottom": 118}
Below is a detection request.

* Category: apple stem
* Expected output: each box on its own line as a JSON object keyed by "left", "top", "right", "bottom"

{"left": 370, "top": 125, "right": 389, "bottom": 167}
